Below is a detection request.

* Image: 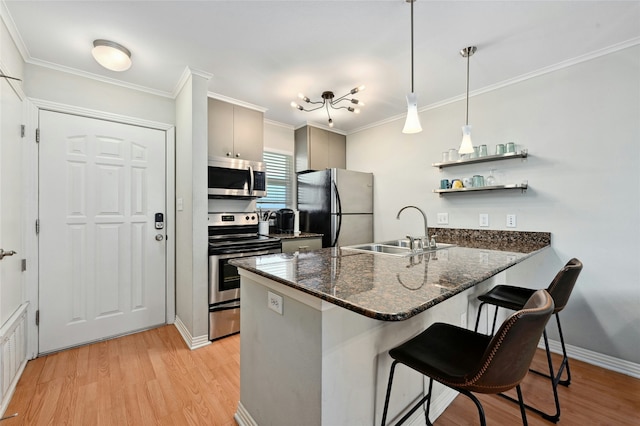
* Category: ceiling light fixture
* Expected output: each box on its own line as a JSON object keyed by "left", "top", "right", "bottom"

{"left": 458, "top": 46, "right": 477, "bottom": 154}
{"left": 402, "top": 0, "right": 422, "bottom": 134}
{"left": 291, "top": 86, "right": 365, "bottom": 128}
{"left": 92, "top": 39, "right": 132, "bottom": 72}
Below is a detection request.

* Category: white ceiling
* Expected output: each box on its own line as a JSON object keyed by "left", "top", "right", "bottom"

{"left": 3, "top": 1, "right": 640, "bottom": 132}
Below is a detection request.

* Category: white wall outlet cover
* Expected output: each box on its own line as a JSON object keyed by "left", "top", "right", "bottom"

{"left": 506, "top": 214, "right": 517, "bottom": 228}
{"left": 268, "top": 291, "right": 283, "bottom": 315}
{"left": 479, "top": 213, "right": 489, "bottom": 227}
{"left": 437, "top": 213, "right": 449, "bottom": 225}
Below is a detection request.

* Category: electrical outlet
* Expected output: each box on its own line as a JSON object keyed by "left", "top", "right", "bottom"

{"left": 479, "top": 213, "right": 489, "bottom": 227}
{"left": 506, "top": 214, "right": 517, "bottom": 228}
{"left": 268, "top": 291, "right": 283, "bottom": 315}
{"left": 437, "top": 212, "right": 449, "bottom": 225}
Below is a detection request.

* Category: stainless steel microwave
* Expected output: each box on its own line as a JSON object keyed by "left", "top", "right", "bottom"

{"left": 207, "top": 157, "right": 267, "bottom": 198}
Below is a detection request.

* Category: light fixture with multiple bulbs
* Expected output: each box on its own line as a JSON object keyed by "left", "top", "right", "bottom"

{"left": 402, "top": 0, "right": 422, "bottom": 134}
{"left": 92, "top": 39, "right": 132, "bottom": 72}
{"left": 458, "top": 46, "right": 477, "bottom": 154}
{"left": 290, "top": 86, "right": 365, "bottom": 128}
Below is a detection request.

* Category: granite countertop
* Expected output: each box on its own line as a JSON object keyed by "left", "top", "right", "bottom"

{"left": 269, "top": 232, "right": 323, "bottom": 240}
{"left": 231, "top": 230, "right": 550, "bottom": 321}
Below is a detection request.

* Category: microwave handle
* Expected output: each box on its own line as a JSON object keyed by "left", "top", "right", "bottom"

{"left": 248, "top": 165, "right": 255, "bottom": 195}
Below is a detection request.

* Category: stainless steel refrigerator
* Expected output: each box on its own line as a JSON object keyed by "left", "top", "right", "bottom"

{"left": 297, "top": 168, "right": 373, "bottom": 247}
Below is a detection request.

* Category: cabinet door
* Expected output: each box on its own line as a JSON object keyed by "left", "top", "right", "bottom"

{"left": 233, "top": 106, "right": 264, "bottom": 162}
{"left": 208, "top": 98, "right": 234, "bottom": 158}
{"left": 309, "top": 126, "right": 329, "bottom": 170}
{"left": 328, "top": 132, "right": 346, "bottom": 169}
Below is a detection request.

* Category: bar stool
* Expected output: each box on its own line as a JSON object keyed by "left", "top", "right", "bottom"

{"left": 381, "top": 289, "right": 554, "bottom": 426}
{"left": 473, "top": 258, "right": 582, "bottom": 422}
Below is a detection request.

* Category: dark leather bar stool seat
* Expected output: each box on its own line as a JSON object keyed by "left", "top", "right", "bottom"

{"left": 381, "top": 289, "right": 554, "bottom": 426}
{"left": 474, "top": 258, "right": 583, "bottom": 422}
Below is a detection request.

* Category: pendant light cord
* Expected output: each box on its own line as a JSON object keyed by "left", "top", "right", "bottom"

{"left": 465, "top": 52, "right": 470, "bottom": 126}
{"left": 410, "top": 0, "right": 415, "bottom": 93}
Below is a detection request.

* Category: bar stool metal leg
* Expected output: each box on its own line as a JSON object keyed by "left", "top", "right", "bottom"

{"left": 498, "top": 329, "right": 561, "bottom": 422}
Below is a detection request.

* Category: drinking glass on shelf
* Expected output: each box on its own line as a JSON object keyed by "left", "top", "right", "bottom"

{"left": 486, "top": 169, "right": 496, "bottom": 186}
{"left": 479, "top": 145, "right": 488, "bottom": 157}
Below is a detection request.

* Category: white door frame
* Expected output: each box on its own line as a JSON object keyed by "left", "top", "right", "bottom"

{"left": 24, "top": 98, "right": 176, "bottom": 358}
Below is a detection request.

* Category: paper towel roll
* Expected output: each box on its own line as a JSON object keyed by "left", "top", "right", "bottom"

{"left": 293, "top": 209, "right": 300, "bottom": 235}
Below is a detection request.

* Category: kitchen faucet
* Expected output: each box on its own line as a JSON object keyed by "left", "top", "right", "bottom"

{"left": 396, "top": 205, "right": 431, "bottom": 251}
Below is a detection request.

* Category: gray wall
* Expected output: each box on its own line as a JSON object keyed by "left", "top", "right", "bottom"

{"left": 24, "top": 65, "right": 175, "bottom": 124}
{"left": 347, "top": 45, "right": 640, "bottom": 363}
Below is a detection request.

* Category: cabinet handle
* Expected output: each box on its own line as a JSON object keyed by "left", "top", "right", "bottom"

{"left": 226, "top": 152, "right": 232, "bottom": 157}
{"left": 235, "top": 153, "right": 240, "bottom": 158}
{"left": 298, "top": 245, "right": 309, "bottom": 251}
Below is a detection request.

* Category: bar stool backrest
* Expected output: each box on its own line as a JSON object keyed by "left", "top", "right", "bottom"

{"left": 547, "top": 258, "right": 583, "bottom": 313}
{"left": 465, "top": 290, "right": 554, "bottom": 394}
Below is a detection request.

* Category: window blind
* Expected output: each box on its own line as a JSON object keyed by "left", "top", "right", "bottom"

{"left": 257, "top": 151, "right": 293, "bottom": 210}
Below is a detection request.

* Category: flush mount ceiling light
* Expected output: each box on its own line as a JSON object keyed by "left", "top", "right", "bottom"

{"left": 402, "top": 0, "right": 422, "bottom": 134}
{"left": 458, "top": 46, "right": 477, "bottom": 154}
{"left": 92, "top": 39, "right": 132, "bottom": 72}
{"left": 291, "top": 86, "right": 365, "bottom": 128}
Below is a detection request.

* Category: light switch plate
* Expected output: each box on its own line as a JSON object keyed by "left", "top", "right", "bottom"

{"left": 506, "top": 214, "right": 517, "bottom": 228}
{"left": 437, "top": 213, "right": 449, "bottom": 225}
{"left": 268, "top": 291, "right": 283, "bottom": 315}
{"left": 479, "top": 213, "right": 489, "bottom": 227}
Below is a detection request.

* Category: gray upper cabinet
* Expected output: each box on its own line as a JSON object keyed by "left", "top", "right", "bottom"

{"left": 208, "top": 98, "right": 264, "bottom": 162}
{"left": 295, "top": 125, "right": 346, "bottom": 172}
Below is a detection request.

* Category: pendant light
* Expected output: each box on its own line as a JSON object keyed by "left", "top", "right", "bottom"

{"left": 402, "top": 0, "right": 422, "bottom": 134}
{"left": 458, "top": 46, "right": 476, "bottom": 154}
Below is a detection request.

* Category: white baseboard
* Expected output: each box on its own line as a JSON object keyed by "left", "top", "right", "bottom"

{"left": 546, "top": 339, "right": 640, "bottom": 379}
{"left": 173, "top": 316, "right": 210, "bottom": 350}
{"left": 234, "top": 402, "right": 258, "bottom": 426}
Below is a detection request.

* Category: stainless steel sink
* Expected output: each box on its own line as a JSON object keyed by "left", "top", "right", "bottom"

{"left": 342, "top": 240, "right": 456, "bottom": 257}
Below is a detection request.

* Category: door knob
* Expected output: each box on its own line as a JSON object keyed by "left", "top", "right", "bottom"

{"left": 155, "top": 234, "right": 164, "bottom": 241}
{"left": 0, "top": 249, "right": 17, "bottom": 260}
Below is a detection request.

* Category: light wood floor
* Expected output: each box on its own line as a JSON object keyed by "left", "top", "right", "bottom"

{"left": 4, "top": 325, "right": 639, "bottom": 425}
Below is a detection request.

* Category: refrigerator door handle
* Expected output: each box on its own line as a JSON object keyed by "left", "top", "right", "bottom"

{"left": 331, "top": 179, "right": 342, "bottom": 247}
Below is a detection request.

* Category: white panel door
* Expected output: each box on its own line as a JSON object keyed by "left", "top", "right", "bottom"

{"left": 0, "top": 78, "right": 24, "bottom": 326}
{"left": 38, "top": 110, "right": 166, "bottom": 353}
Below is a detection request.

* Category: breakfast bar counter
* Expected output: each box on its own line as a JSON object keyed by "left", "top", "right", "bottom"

{"left": 231, "top": 230, "right": 550, "bottom": 426}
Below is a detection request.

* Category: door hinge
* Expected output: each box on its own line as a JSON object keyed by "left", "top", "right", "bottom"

{"left": 21, "top": 259, "right": 26, "bottom": 272}
{"left": 35, "top": 219, "right": 40, "bottom": 234}
{"left": 36, "top": 128, "right": 40, "bottom": 143}
{"left": 35, "top": 310, "right": 39, "bottom": 326}
{"left": 21, "top": 124, "right": 25, "bottom": 138}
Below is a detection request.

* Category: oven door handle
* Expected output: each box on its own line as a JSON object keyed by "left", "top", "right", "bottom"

{"left": 211, "top": 249, "right": 273, "bottom": 259}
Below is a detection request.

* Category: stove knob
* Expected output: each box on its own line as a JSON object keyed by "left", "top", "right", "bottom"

{"left": 251, "top": 215, "right": 256, "bottom": 220}
{"left": 245, "top": 215, "right": 250, "bottom": 220}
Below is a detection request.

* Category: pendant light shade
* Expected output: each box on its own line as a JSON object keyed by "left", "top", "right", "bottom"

{"left": 403, "top": 92, "right": 422, "bottom": 134}
{"left": 402, "top": 0, "right": 422, "bottom": 134}
{"left": 458, "top": 46, "right": 477, "bottom": 154}
{"left": 92, "top": 39, "right": 132, "bottom": 72}
{"left": 460, "top": 124, "right": 474, "bottom": 153}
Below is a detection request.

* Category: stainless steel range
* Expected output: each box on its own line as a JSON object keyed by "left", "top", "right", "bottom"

{"left": 208, "top": 212, "right": 281, "bottom": 340}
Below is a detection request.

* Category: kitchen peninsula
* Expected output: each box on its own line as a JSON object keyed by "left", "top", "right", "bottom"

{"left": 231, "top": 231, "right": 550, "bottom": 426}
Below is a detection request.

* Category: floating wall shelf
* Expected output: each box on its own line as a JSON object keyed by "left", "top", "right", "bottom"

{"left": 432, "top": 150, "right": 528, "bottom": 169}
{"left": 433, "top": 182, "right": 528, "bottom": 196}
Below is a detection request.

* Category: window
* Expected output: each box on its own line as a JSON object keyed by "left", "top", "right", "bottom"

{"left": 257, "top": 151, "right": 294, "bottom": 210}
